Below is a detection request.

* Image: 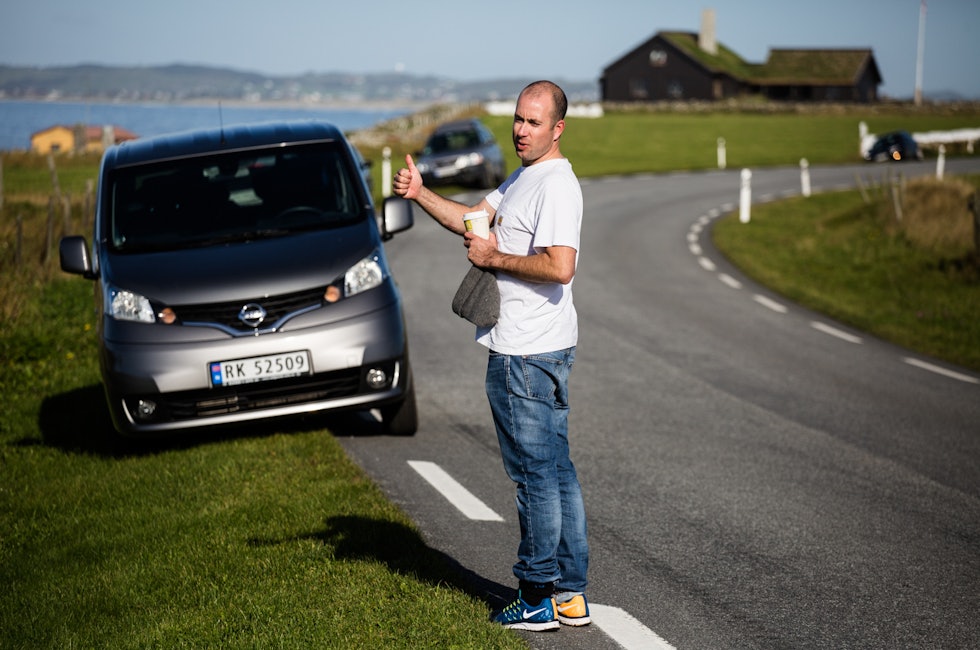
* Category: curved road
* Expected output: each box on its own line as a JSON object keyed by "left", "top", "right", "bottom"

{"left": 339, "top": 158, "right": 980, "bottom": 649}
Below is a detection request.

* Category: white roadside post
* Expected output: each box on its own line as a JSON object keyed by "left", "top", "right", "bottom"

{"left": 381, "top": 146, "right": 392, "bottom": 198}
{"left": 800, "top": 158, "right": 811, "bottom": 197}
{"left": 936, "top": 144, "right": 945, "bottom": 180}
{"left": 740, "top": 168, "right": 752, "bottom": 223}
{"left": 717, "top": 137, "right": 727, "bottom": 170}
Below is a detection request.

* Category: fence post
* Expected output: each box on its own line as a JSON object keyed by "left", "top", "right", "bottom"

{"left": 47, "top": 152, "right": 61, "bottom": 202}
{"left": 739, "top": 168, "right": 752, "bottom": 224}
{"left": 717, "top": 137, "right": 726, "bottom": 170}
{"left": 971, "top": 191, "right": 979, "bottom": 257}
{"left": 85, "top": 179, "right": 94, "bottom": 228}
{"left": 44, "top": 196, "right": 56, "bottom": 263}
{"left": 890, "top": 178, "right": 903, "bottom": 223}
{"left": 936, "top": 144, "right": 945, "bottom": 180}
{"left": 854, "top": 173, "right": 870, "bottom": 204}
{"left": 800, "top": 158, "right": 811, "bottom": 197}
{"left": 382, "top": 147, "right": 392, "bottom": 198}
{"left": 15, "top": 213, "right": 23, "bottom": 266}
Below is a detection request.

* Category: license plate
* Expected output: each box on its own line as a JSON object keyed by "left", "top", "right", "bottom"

{"left": 209, "top": 350, "right": 311, "bottom": 387}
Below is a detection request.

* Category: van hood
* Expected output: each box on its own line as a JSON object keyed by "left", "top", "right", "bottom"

{"left": 100, "top": 220, "right": 378, "bottom": 305}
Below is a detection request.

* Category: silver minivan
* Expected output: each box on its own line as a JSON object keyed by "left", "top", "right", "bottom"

{"left": 60, "top": 121, "right": 417, "bottom": 435}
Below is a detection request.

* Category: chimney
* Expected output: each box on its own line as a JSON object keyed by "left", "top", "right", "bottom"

{"left": 699, "top": 8, "right": 717, "bottom": 55}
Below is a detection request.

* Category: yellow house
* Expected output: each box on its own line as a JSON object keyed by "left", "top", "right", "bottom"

{"left": 30, "top": 124, "right": 138, "bottom": 155}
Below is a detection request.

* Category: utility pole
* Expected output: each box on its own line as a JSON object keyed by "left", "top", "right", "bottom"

{"left": 914, "top": 0, "right": 927, "bottom": 105}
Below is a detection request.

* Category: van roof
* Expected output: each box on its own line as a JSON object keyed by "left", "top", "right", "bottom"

{"left": 103, "top": 121, "right": 346, "bottom": 168}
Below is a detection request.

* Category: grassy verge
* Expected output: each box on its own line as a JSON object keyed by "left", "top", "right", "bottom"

{"left": 0, "top": 277, "right": 525, "bottom": 649}
{"left": 2, "top": 106, "right": 978, "bottom": 647}
{"left": 712, "top": 175, "right": 980, "bottom": 372}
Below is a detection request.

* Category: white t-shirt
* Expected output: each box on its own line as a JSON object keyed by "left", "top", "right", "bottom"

{"left": 477, "top": 158, "right": 583, "bottom": 355}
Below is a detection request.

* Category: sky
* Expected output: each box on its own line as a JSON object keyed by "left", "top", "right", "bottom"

{"left": 2, "top": 0, "right": 979, "bottom": 100}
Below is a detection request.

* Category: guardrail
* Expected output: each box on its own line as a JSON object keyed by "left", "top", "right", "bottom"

{"left": 859, "top": 121, "right": 980, "bottom": 157}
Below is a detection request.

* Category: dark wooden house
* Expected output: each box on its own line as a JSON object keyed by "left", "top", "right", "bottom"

{"left": 601, "top": 12, "right": 882, "bottom": 103}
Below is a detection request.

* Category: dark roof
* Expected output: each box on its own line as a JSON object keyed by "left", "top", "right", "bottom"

{"left": 604, "top": 31, "right": 881, "bottom": 89}
{"left": 749, "top": 49, "right": 881, "bottom": 86}
{"left": 104, "top": 121, "right": 345, "bottom": 167}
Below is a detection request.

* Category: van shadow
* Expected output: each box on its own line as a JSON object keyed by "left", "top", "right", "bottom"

{"left": 33, "top": 385, "right": 400, "bottom": 458}
{"left": 249, "top": 515, "right": 515, "bottom": 613}
{"left": 34, "top": 384, "right": 126, "bottom": 456}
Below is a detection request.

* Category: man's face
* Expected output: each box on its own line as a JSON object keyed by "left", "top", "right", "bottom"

{"left": 512, "top": 91, "right": 564, "bottom": 166}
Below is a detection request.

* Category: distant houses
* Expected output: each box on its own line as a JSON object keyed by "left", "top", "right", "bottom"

{"left": 601, "top": 9, "right": 883, "bottom": 103}
{"left": 30, "top": 124, "right": 138, "bottom": 155}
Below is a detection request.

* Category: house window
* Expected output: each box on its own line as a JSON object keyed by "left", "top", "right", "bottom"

{"left": 629, "top": 79, "right": 649, "bottom": 99}
{"left": 649, "top": 50, "right": 667, "bottom": 66}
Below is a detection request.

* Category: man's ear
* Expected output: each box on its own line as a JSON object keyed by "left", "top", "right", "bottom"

{"left": 553, "top": 119, "right": 565, "bottom": 141}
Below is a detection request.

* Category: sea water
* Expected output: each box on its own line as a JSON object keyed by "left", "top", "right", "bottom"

{"left": 0, "top": 100, "right": 411, "bottom": 151}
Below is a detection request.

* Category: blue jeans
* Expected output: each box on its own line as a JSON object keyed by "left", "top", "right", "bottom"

{"left": 485, "top": 347, "right": 589, "bottom": 593}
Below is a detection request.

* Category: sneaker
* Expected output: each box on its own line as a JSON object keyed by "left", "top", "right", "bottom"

{"left": 556, "top": 593, "right": 591, "bottom": 626}
{"left": 492, "top": 593, "right": 559, "bottom": 631}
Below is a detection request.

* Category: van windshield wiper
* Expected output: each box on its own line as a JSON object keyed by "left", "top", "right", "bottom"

{"left": 183, "top": 228, "right": 293, "bottom": 248}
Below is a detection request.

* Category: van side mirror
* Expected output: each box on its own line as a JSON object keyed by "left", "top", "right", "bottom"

{"left": 59, "top": 236, "right": 95, "bottom": 278}
{"left": 380, "top": 197, "right": 414, "bottom": 240}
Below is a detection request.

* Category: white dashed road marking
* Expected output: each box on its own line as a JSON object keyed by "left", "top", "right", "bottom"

{"left": 409, "top": 462, "right": 676, "bottom": 647}
{"left": 591, "top": 604, "right": 677, "bottom": 650}
{"left": 753, "top": 294, "right": 788, "bottom": 313}
{"left": 407, "top": 460, "right": 503, "bottom": 521}
{"left": 810, "top": 321, "right": 863, "bottom": 344}
{"left": 904, "top": 357, "right": 979, "bottom": 384}
{"left": 718, "top": 273, "right": 742, "bottom": 289}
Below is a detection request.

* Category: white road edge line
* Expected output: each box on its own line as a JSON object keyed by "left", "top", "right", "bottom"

{"left": 903, "top": 358, "right": 979, "bottom": 384}
{"left": 407, "top": 461, "right": 504, "bottom": 522}
{"left": 591, "top": 604, "right": 677, "bottom": 650}
{"left": 810, "top": 321, "right": 863, "bottom": 344}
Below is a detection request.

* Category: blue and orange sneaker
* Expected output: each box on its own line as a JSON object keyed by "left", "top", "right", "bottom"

{"left": 492, "top": 592, "right": 559, "bottom": 631}
{"left": 555, "top": 593, "right": 591, "bottom": 626}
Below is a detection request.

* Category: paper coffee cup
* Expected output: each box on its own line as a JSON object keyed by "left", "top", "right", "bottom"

{"left": 463, "top": 210, "right": 490, "bottom": 238}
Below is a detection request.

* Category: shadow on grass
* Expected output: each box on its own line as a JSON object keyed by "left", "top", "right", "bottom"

{"left": 32, "top": 384, "right": 405, "bottom": 458}
{"left": 33, "top": 384, "right": 124, "bottom": 456}
{"left": 250, "top": 515, "right": 515, "bottom": 613}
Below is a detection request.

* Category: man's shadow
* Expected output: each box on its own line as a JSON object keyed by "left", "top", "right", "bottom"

{"left": 249, "top": 515, "right": 515, "bottom": 614}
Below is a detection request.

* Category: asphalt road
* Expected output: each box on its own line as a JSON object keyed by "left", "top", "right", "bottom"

{"left": 338, "top": 158, "right": 980, "bottom": 649}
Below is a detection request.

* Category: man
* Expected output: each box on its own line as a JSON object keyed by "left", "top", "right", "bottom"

{"left": 393, "top": 80, "right": 589, "bottom": 632}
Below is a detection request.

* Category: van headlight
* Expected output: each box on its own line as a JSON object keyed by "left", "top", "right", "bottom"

{"left": 344, "top": 249, "right": 387, "bottom": 297}
{"left": 107, "top": 286, "right": 155, "bottom": 323}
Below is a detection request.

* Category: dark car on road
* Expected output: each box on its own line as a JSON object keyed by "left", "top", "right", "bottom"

{"left": 865, "top": 130, "right": 923, "bottom": 162}
{"left": 414, "top": 119, "right": 506, "bottom": 189}
{"left": 60, "top": 121, "right": 418, "bottom": 436}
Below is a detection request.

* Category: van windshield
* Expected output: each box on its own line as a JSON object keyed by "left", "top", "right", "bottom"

{"left": 109, "top": 144, "right": 365, "bottom": 252}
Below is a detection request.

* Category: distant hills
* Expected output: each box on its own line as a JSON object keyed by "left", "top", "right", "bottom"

{"left": 0, "top": 63, "right": 600, "bottom": 105}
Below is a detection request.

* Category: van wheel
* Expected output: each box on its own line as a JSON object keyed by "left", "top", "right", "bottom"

{"left": 381, "top": 380, "right": 418, "bottom": 436}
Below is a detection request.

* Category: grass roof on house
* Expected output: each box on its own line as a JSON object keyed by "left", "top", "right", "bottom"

{"left": 659, "top": 32, "right": 875, "bottom": 88}
{"left": 660, "top": 32, "right": 756, "bottom": 79}
{"left": 750, "top": 49, "right": 875, "bottom": 85}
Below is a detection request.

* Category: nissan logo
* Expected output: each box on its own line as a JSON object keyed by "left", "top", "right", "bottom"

{"left": 238, "top": 303, "right": 267, "bottom": 328}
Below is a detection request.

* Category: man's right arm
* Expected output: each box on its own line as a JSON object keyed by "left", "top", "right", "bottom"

{"left": 392, "top": 154, "right": 493, "bottom": 236}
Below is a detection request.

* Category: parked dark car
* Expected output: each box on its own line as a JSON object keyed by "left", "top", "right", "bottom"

{"left": 60, "top": 121, "right": 418, "bottom": 436}
{"left": 414, "top": 119, "right": 506, "bottom": 189}
{"left": 865, "top": 130, "right": 923, "bottom": 162}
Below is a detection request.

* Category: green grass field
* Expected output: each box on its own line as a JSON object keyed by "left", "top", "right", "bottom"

{"left": 2, "top": 105, "right": 978, "bottom": 648}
